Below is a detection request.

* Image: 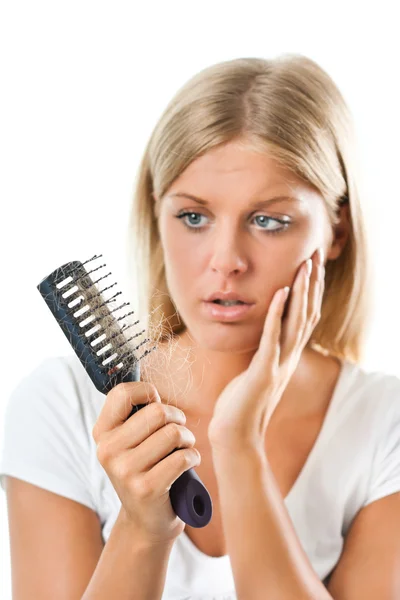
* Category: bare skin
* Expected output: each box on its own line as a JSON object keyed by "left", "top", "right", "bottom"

{"left": 151, "top": 138, "right": 349, "bottom": 415}
{"left": 141, "top": 343, "right": 343, "bottom": 557}
{"left": 143, "top": 137, "right": 350, "bottom": 556}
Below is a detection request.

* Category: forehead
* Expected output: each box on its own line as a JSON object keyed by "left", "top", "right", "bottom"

{"left": 167, "top": 141, "right": 315, "bottom": 198}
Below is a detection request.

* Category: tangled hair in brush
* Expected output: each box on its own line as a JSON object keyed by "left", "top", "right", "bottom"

{"left": 125, "top": 54, "right": 373, "bottom": 365}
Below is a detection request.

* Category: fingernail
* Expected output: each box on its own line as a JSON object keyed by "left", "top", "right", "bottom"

{"left": 317, "top": 247, "right": 324, "bottom": 263}
{"left": 306, "top": 258, "right": 312, "bottom": 276}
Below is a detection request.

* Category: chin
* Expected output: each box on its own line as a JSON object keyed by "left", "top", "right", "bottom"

{"left": 184, "top": 319, "right": 262, "bottom": 354}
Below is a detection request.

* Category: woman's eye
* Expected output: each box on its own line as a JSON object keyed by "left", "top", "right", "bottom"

{"left": 254, "top": 215, "right": 284, "bottom": 231}
{"left": 177, "top": 212, "right": 206, "bottom": 228}
{"left": 175, "top": 211, "right": 289, "bottom": 235}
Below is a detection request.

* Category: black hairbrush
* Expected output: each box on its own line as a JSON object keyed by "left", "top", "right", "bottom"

{"left": 37, "top": 253, "right": 212, "bottom": 528}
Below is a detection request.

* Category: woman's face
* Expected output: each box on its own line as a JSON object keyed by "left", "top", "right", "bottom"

{"left": 155, "top": 140, "right": 334, "bottom": 353}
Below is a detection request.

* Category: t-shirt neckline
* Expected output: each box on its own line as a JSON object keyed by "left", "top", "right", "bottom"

{"left": 180, "top": 356, "right": 351, "bottom": 562}
{"left": 283, "top": 356, "right": 350, "bottom": 503}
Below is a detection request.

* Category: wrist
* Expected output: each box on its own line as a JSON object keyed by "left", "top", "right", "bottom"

{"left": 209, "top": 427, "right": 265, "bottom": 457}
{"left": 115, "top": 507, "right": 177, "bottom": 550}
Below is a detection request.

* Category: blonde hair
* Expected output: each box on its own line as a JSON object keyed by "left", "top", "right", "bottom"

{"left": 125, "top": 54, "right": 373, "bottom": 364}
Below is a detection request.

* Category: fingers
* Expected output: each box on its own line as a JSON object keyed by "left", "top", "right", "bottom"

{"left": 279, "top": 260, "right": 311, "bottom": 358}
{"left": 280, "top": 248, "right": 324, "bottom": 361}
{"left": 307, "top": 250, "right": 325, "bottom": 330}
{"left": 236, "top": 248, "right": 325, "bottom": 381}
{"left": 252, "top": 286, "right": 289, "bottom": 374}
{"left": 97, "top": 401, "right": 187, "bottom": 459}
{"left": 129, "top": 421, "right": 197, "bottom": 473}
{"left": 93, "top": 381, "right": 162, "bottom": 439}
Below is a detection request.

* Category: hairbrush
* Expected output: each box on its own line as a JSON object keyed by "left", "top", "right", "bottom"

{"left": 37, "top": 253, "right": 212, "bottom": 528}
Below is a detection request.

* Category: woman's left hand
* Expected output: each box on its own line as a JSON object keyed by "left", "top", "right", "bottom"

{"left": 208, "top": 247, "right": 326, "bottom": 452}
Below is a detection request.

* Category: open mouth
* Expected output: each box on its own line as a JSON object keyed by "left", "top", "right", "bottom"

{"left": 202, "top": 301, "right": 254, "bottom": 321}
{"left": 211, "top": 299, "right": 247, "bottom": 306}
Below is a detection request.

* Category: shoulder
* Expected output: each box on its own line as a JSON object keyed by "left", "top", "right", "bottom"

{"left": 336, "top": 360, "right": 400, "bottom": 467}
{"left": 0, "top": 354, "right": 106, "bottom": 512}
{"left": 4, "top": 353, "right": 105, "bottom": 441}
{"left": 340, "top": 359, "right": 400, "bottom": 413}
{"left": 329, "top": 360, "right": 400, "bottom": 525}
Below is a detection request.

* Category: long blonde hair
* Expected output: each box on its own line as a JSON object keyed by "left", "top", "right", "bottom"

{"left": 125, "top": 54, "right": 373, "bottom": 364}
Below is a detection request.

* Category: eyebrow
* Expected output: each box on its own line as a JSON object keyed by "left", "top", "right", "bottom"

{"left": 169, "top": 192, "right": 299, "bottom": 209}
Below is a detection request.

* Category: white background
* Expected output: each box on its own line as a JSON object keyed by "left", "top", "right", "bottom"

{"left": 1, "top": 1, "right": 399, "bottom": 597}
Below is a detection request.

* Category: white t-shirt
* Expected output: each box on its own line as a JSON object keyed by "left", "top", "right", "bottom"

{"left": 1, "top": 353, "right": 400, "bottom": 599}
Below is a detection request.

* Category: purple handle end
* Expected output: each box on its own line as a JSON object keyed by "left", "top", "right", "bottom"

{"left": 170, "top": 467, "right": 213, "bottom": 527}
{"left": 129, "top": 403, "right": 213, "bottom": 528}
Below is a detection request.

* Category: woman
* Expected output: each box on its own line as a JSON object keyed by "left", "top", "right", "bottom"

{"left": 2, "top": 55, "right": 400, "bottom": 599}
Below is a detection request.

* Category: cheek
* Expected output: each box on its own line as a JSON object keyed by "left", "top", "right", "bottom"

{"left": 164, "top": 229, "right": 200, "bottom": 267}
{"left": 256, "top": 231, "right": 312, "bottom": 302}
{"left": 280, "top": 223, "right": 318, "bottom": 266}
{"left": 162, "top": 230, "right": 203, "bottom": 296}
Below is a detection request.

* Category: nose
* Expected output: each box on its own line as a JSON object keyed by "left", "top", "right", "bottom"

{"left": 209, "top": 229, "right": 249, "bottom": 277}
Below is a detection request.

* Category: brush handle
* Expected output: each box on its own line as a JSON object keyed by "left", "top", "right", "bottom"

{"left": 128, "top": 402, "right": 212, "bottom": 528}
{"left": 36, "top": 260, "right": 212, "bottom": 527}
{"left": 124, "top": 364, "right": 212, "bottom": 528}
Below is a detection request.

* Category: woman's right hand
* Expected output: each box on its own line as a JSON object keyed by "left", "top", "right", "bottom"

{"left": 92, "top": 382, "right": 201, "bottom": 545}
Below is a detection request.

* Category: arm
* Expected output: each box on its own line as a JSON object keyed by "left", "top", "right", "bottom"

{"left": 326, "top": 492, "right": 400, "bottom": 599}
{"left": 5, "top": 476, "right": 104, "bottom": 600}
{"left": 82, "top": 508, "right": 175, "bottom": 600}
{"left": 5, "top": 476, "right": 173, "bottom": 600}
{"left": 207, "top": 253, "right": 331, "bottom": 598}
{"left": 211, "top": 446, "right": 333, "bottom": 600}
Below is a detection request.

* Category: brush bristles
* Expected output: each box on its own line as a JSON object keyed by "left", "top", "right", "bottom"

{"left": 39, "top": 254, "right": 157, "bottom": 385}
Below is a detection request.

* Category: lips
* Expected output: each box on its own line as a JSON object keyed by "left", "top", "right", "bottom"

{"left": 201, "top": 301, "right": 255, "bottom": 321}
{"left": 204, "top": 291, "right": 254, "bottom": 304}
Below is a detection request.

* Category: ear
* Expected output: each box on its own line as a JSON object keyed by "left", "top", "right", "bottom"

{"left": 326, "top": 202, "right": 351, "bottom": 261}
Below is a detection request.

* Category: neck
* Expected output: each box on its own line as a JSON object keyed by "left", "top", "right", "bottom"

{"left": 141, "top": 330, "right": 318, "bottom": 422}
